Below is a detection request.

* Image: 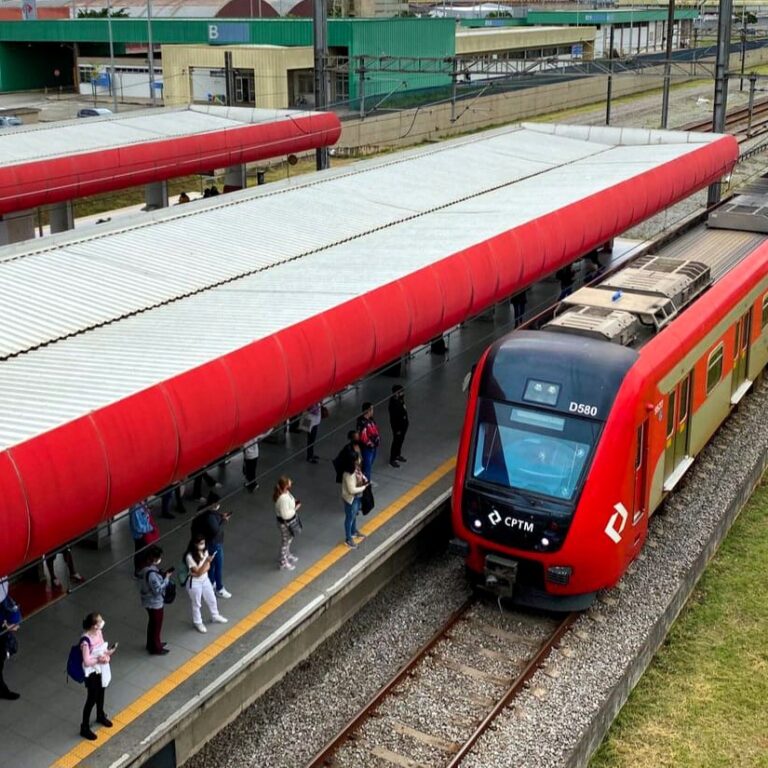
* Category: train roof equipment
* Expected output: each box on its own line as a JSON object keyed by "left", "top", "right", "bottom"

{"left": 0, "top": 122, "right": 737, "bottom": 576}
{"left": 547, "top": 186, "right": 768, "bottom": 348}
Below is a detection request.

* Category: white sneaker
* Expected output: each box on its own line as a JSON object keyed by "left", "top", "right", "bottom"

{"left": 217, "top": 588, "right": 232, "bottom": 599}
{"left": 211, "top": 615, "right": 228, "bottom": 623}
{"left": 214, "top": 482, "right": 223, "bottom": 489}
{"left": 194, "top": 623, "right": 207, "bottom": 633}
{"left": 280, "top": 562, "right": 296, "bottom": 571}
{"left": 288, "top": 554, "right": 298, "bottom": 563}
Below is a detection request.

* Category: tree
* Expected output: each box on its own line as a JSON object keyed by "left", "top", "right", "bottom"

{"left": 77, "top": 8, "right": 130, "bottom": 17}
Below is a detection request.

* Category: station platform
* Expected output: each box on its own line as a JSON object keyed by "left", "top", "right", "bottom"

{"left": 0, "top": 240, "right": 641, "bottom": 768}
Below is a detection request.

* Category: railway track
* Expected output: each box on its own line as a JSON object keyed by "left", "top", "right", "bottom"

{"left": 679, "top": 97, "right": 768, "bottom": 142}
{"left": 306, "top": 599, "right": 578, "bottom": 768}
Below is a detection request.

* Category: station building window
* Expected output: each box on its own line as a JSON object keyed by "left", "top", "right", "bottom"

{"left": 706, "top": 343, "right": 724, "bottom": 394}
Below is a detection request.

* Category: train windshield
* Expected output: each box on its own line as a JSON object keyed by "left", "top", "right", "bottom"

{"left": 471, "top": 399, "right": 600, "bottom": 500}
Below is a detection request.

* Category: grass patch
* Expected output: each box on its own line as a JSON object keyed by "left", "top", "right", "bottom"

{"left": 590, "top": 476, "right": 768, "bottom": 768}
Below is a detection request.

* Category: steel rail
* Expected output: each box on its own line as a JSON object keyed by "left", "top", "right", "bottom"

{"left": 305, "top": 596, "right": 478, "bottom": 768}
{"left": 445, "top": 611, "right": 580, "bottom": 768}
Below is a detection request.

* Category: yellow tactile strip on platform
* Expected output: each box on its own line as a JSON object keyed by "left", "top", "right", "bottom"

{"left": 52, "top": 457, "right": 456, "bottom": 768}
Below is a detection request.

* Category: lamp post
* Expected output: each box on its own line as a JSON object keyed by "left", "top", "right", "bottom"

{"left": 147, "top": 0, "right": 156, "bottom": 105}
{"left": 106, "top": 0, "right": 118, "bottom": 112}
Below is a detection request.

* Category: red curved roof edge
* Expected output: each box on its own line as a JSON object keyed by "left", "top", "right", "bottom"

{"left": 0, "top": 134, "right": 738, "bottom": 575}
{"left": 0, "top": 112, "right": 341, "bottom": 215}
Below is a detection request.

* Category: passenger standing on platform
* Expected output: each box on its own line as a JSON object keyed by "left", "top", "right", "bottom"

{"left": 138, "top": 546, "right": 172, "bottom": 656}
{"left": 556, "top": 264, "right": 575, "bottom": 300}
{"left": 192, "top": 470, "right": 222, "bottom": 503}
{"left": 302, "top": 403, "right": 322, "bottom": 464}
{"left": 274, "top": 476, "right": 300, "bottom": 570}
{"left": 342, "top": 455, "right": 369, "bottom": 549}
{"left": 160, "top": 485, "right": 186, "bottom": 519}
{"left": 356, "top": 403, "right": 381, "bottom": 482}
{"left": 0, "top": 577, "right": 20, "bottom": 701}
{"left": 333, "top": 431, "right": 361, "bottom": 483}
{"left": 79, "top": 612, "right": 115, "bottom": 740}
{"left": 191, "top": 493, "right": 232, "bottom": 599}
{"left": 243, "top": 436, "right": 261, "bottom": 492}
{"left": 511, "top": 289, "right": 527, "bottom": 327}
{"left": 388, "top": 385, "right": 409, "bottom": 469}
{"left": 129, "top": 500, "right": 160, "bottom": 577}
{"left": 45, "top": 547, "right": 85, "bottom": 590}
{"left": 184, "top": 534, "right": 228, "bottom": 633}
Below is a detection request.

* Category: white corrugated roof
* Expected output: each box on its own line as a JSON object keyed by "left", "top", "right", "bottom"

{"left": 0, "top": 123, "right": 724, "bottom": 449}
{"left": 0, "top": 105, "right": 322, "bottom": 166}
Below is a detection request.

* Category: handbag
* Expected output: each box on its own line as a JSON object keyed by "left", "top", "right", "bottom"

{"left": 361, "top": 485, "right": 375, "bottom": 516}
{"left": 298, "top": 413, "right": 313, "bottom": 433}
{"left": 286, "top": 514, "right": 303, "bottom": 535}
{"left": 321, "top": 405, "right": 330, "bottom": 419}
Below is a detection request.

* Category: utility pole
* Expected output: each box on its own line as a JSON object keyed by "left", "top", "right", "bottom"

{"left": 747, "top": 73, "right": 757, "bottom": 134}
{"left": 660, "top": 0, "right": 676, "bottom": 128}
{"left": 708, "top": 0, "right": 733, "bottom": 207}
{"left": 224, "top": 50, "right": 234, "bottom": 106}
{"left": 605, "top": 26, "right": 615, "bottom": 125}
{"left": 358, "top": 56, "right": 366, "bottom": 118}
{"left": 147, "top": 0, "right": 156, "bottom": 105}
{"left": 313, "top": 0, "right": 330, "bottom": 170}
{"left": 106, "top": 0, "right": 118, "bottom": 112}
{"left": 739, "top": 4, "right": 747, "bottom": 91}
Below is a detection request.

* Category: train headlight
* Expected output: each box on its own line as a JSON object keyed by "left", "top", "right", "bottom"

{"left": 473, "top": 518, "right": 482, "bottom": 530}
{"left": 541, "top": 536, "right": 550, "bottom": 547}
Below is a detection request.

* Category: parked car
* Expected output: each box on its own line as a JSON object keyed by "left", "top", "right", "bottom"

{"left": 77, "top": 108, "right": 113, "bottom": 118}
{"left": 0, "top": 116, "right": 23, "bottom": 127}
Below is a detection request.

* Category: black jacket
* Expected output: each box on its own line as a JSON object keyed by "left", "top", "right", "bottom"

{"left": 388, "top": 395, "right": 409, "bottom": 432}
{"left": 191, "top": 510, "right": 224, "bottom": 547}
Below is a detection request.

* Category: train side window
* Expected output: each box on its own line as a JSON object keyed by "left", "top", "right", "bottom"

{"left": 666, "top": 390, "right": 676, "bottom": 439}
{"left": 635, "top": 422, "right": 646, "bottom": 470}
{"left": 706, "top": 344, "right": 724, "bottom": 395}
{"left": 678, "top": 376, "right": 690, "bottom": 423}
{"left": 762, "top": 294, "right": 768, "bottom": 329}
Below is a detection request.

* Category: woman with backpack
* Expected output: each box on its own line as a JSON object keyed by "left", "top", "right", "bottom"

{"left": 0, "top": 578, "right": 20, "bottom": 701}
{"left": 138, "top": 545, "right": 174, "bottom": 656}
{"left": 80, "top": 612, "right": 116, "bottom": 740}
{"left": 184, "top": 534, "right": 228, "bottom": 634}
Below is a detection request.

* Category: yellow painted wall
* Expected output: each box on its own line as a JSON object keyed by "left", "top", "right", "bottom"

{"left": 456, "top": 26, "right": 596, "bottom": 55}
{"left": 161, "top": 44, "right": 313, "bottom": 109}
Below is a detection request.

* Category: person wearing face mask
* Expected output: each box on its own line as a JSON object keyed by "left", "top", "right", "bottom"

{"left": 184, "top": 534, "right": 228, "bottom": 633}
{"left": 80, "top": 612, "right": 116, "bottom": 740}
{"left": 190, "top": 492, "right": 232, "bottom": 599}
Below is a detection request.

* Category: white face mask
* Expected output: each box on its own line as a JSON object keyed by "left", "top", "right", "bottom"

{"left": 96, "top": 620, "right": 105, "bottom": 630}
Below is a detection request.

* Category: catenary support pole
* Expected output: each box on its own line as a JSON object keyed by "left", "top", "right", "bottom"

{"left": 660, "top": 0, "right": 676, "bottom": 128}
{"left": 313, "top": 0, "right": 330, "bottom": 170}
{"left": 708, "top": 0, "right": 733, "bottom": 207}
{"left": 606, "top": 26, "right": 615, "bottom": 126}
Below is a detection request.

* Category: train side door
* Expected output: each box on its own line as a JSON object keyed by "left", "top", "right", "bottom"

{"left": 633, "top": 419, "right": 648, "bottom": 525}
{"left": 673, "top": 373, "right": 691, "bottom": 467}
{"left": 731, "top": 310, "right": 751, "bottom": 397}
{"left": 663, "top": 372, "right": 692, "bottom": 484}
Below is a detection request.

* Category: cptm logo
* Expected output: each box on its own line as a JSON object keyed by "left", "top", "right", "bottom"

{"left": 604, "top": 502, "right": 628, "bottom": 544}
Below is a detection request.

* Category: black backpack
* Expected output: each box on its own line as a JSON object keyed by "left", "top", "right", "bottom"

{"left": 144, "top": 568, "right": 176, "bottom": 605}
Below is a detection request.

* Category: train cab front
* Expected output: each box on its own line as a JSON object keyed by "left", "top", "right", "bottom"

{"left": 452, "top": 331, "right": 638, "bottom": 612}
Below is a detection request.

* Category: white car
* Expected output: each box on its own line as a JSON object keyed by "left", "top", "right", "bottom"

{"left": 77, "top": 108, "right": 114, "bottom": 118}
{"left": 0, "top": 116, "right": 22, "bottom": 127}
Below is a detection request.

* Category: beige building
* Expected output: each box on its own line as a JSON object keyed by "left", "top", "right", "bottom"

{"left": 162, "top": 44, "right": 313, "bottom": 109}
{"left": 456, "top": 26, "right": 595, "bottom": 59}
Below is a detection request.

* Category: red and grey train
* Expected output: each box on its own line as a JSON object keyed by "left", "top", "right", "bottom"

{"left": 452, "top": 190, "right": 768, "bottom": 610}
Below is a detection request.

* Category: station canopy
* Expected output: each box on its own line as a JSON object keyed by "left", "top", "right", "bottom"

{"left": 0, "top": 104, "right": 341, "bottom": 214}
{"left": 0, "top": 122, "right": 737, "bottom": 575}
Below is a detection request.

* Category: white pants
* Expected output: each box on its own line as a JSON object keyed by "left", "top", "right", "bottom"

{"left": 186, "top": 576, "right": 222, "bottom": 625}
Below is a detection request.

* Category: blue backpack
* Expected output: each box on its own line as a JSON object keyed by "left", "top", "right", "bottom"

{"left": 66, "top": 636, "right": 91, "bottom": 684}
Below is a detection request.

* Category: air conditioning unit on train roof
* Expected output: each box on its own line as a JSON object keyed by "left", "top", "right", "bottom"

{"left": 544, "top": 306, "right": 640, "bottom": 346}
